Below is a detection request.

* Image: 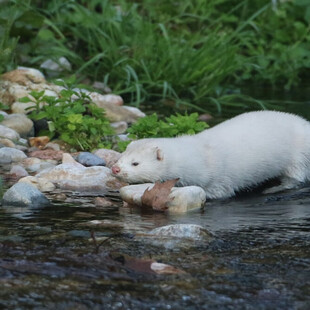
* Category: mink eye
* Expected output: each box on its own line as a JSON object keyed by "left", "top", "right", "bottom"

{"left": 132, "top": 162, "right": 139, "bottom": 166}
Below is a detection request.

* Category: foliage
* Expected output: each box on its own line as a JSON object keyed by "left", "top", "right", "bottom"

{"left": 3, "top": 0, "right": 310, "bottom": 115}
{"left": 0, "top": 102, "right": 9, "bottom": 122}
{"left": 118, "top": 112, "right": 208, "bottom": 151}
{"left": 19, "top": 78, "right": 114, "bottom": 151}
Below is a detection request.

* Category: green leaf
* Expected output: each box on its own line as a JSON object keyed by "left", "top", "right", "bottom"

{"left": 19, "top": 96, "right": 33, "bottom": 103}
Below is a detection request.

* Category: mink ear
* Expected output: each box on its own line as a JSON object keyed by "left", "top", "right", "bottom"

{"left": 155, "top": 147, "right": 164, "bottom": 161}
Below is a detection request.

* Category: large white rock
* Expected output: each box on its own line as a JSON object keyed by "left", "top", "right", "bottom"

{"left": 36, "top": 153, "right": 124, "bottom": 191}
{"left": 120, "top": 183, "right": 207, "bottom": 213}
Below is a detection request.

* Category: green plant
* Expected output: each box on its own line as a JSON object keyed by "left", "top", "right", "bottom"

{"left": 19, "top": 78, "right": 114, "bottom": 151}
{"left": 118, "top": 112, "right": 208, "bottom": 151}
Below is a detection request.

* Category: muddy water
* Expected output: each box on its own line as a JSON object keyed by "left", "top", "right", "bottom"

{"left": 0, "top": 185, "right": 310, "bottom": 309}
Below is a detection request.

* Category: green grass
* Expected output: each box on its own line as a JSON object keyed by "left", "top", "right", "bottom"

{"left": 1, "top": 0, "right": 310, "bottom": 116}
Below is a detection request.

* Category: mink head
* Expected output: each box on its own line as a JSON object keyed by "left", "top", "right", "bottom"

{"left": 111, "top": 140, "right": 165, "bottom": 184}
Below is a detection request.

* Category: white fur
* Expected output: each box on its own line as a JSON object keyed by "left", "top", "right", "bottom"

{"left": 113, "top": 111, "right": 310, "bottom": 199}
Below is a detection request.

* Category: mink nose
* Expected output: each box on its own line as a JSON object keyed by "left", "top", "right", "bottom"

{"left": 112, "top": 166, "right": 120, "bottom": 174}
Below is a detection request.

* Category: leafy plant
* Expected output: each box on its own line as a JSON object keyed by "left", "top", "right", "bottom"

{"left": 118, "top": 112, "right": 208, "bottom": 151}
{"left": 19, "top": 79, "right": 114, "bottom": 151}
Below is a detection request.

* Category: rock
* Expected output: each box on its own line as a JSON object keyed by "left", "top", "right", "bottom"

{"left": 28, "top": 136, "right": 50, "bottom": 149}
{"left": 44, "top": 142, "right": 61, "bottom": 151}
{"left": 22, "top": 157, "right": 57, "bottom": 173}
{"left": 89, "top": 92, "right": 123, "bottom": 106}
{"left": 18, "top": 176, "right": 56, "bottom": 192}
{"left": 136, "top": 224, "right": 213, "bottom": 250}
{"left": 122, "top": 106, "right": 146, "bottom": 118}
{"left": 76, "top": 152, "right": 106, "bottom": 167}
{"left": 120, "top": 183, "right": 207, "bottom": 213}
{"left": 94, "top": 197, "right": 114, "bottom": 207}
{"left": 0, "top": 138, "right": 16, "bottom": 148}
{"left": 0, "top": 147, "right": 27, "bottom": 164}
{"left": 40, "top": 57, "right": 72, "bottom": 73}
{"left": 92, "top": 81, "right": 111, "bottom": 93}
{"left": 2, "top": 182, "right": 50, "bottom": 207}
{"left": 93, "top": 148, "right": 121, "bottom": 168}
{"left": 36, "top": 153, "right": 124, "bottom": 192}
{"left": 149, "top": 224, "right": 213, "bottom": 240}
{"left": 110, "top": 121, "right": 128, "bottom": 134}
{"left": 0, "top": 124, "right": 20, "bottom": 140}
{"left": 1, "top": 113, "right": 34, "bottom": 137}
{"left": 9, "top": 165, "right": 29, "bottom": 179}
{"left": 1, "top": 67, "right": 45, "bottom": 85}
{"left": 27, "top": 149, "right": 64, "bottom": 161}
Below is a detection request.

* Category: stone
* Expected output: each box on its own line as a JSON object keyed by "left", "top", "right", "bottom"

{"left": 93, "top": 148, "right": 121, "bottom": 168}
{"left": 110, "top": 121, "right": 128, "bottom": 134}
{"left": 36, "top": 154, "right": 124, "bottom": 192}
{"left": 122, "top": 106, "right": 146, "bottom": 118}
{"left": 27, "top": 149, "right": 64, "bottom": 161}
{"left": 76, "top": 152, "right": 106, "bottom": 167}
{"left": 0, "top": 147, "right": 27, "bottom": 164}
{"left": 2, "top": 182, "right": 50, "bottom": 207}
{"left": 1, "top": 113, "right": 34, "bottom": 137}
{"left": 94, "top": 197, "right": 114, "bottom": 207}
{"left": 0, "top": 138, "right": 16, "bottom": 148}
{"left": 9, "top": 165, "right": 29, "bottom": 179}
{"left": 148, "top": 224, "right": 213, "bottom": 240}
{"left": 28, "top": 136, "right": 50, "bottom": 149}
{"left": 22, "top": 157, "right": 57, "bottom": 173}
{"left": 18, "top": 176, "right": 56, "bottom": 192}
{"left": 40, "top": 57, "right": 72, "bottom": 73}
{"left": 120, "top": 183, "right": 207, "bottom": 213}
{"left": 89, "top": 92, "right": 123, "bottom": 106}
{"left": 1, "top": 67, "right": 45, "bottom": 85}
{"left": 0, "top": 124, "right": 20, "bottom": 140}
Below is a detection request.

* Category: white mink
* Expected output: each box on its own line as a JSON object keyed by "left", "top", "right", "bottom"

{"left": 112, "top": 111, "right": 310, "bottom": 199}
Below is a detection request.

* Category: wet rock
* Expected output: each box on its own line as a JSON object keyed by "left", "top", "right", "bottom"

{"left": 93, "top": 148, "right": 121, "bottom": 168}
{"left": 1, "top": 113, "right": 34, "bottom": 137}
{"left": 2, "top": 182, "right": 50, "bottom": 207}
{"left": 18, "top": 176, "right": 56, "bottom": 192}
{"left": 0, "top": 124, "right": 20, "bottom": 140}
{"left": 0, "top": 147, "right": 27, "bottom": 164}
{"left": 120, "top": 183, "right": 207, "bottom": 213}
{"left": 76, "top": 152, "right": 106, "bottom": 167}
{"left": 9, "top": 165, "right": 29, "bottom": 179}
{"left": 22, "top": 157, "right": 57, "bottom": 173}
{"left": 94, "top": 197, "right": 114, "bottom": 207}
{"left": 136, "top": 224, "right": 213, "bottom": 249}
{"left": 36, "top": 153, "right": 124, "bottom": 192}
{"left": 149, "top": 224, "right": 213, "bottom": 241}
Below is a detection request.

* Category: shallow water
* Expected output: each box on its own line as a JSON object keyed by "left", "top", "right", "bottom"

{"left": 1, "top": 183, "right": 310, "bottom": 309}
